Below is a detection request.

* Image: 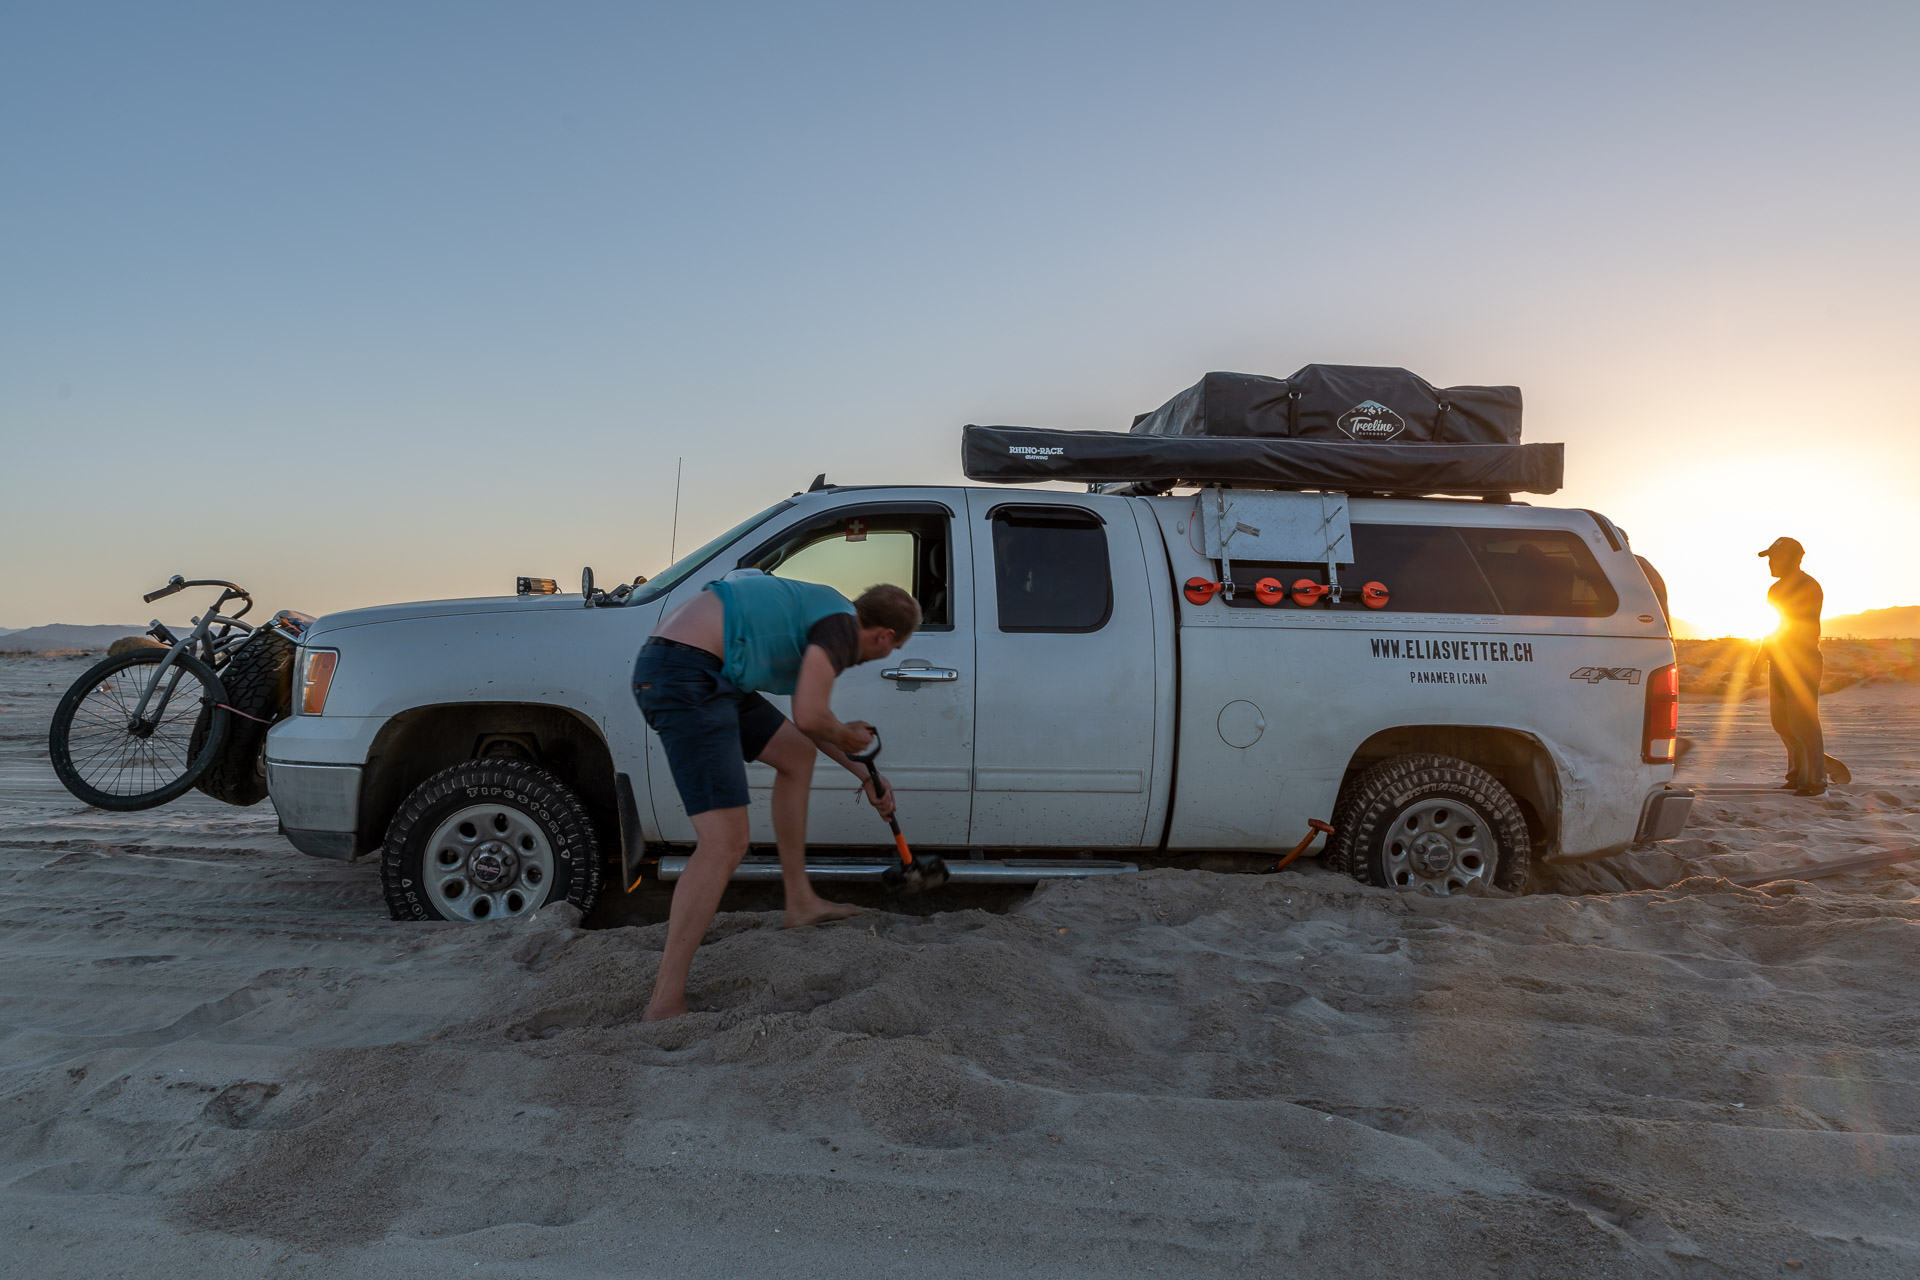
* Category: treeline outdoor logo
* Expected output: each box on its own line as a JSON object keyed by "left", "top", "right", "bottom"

{"left": 1338, "top": 400, "right": 1406, "bottom": 441}
{"left": 1008, "top": 445, "right": 1065, "bottom": 457}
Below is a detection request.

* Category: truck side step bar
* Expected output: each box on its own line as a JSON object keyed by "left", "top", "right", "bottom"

{"left": 654, "top": 855, "right": 1140, "bottom": 885}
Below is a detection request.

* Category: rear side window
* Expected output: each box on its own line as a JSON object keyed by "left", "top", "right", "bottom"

{"left": 1456, "top": 527, "right": 1617, "bottom": 617}
{"left": 1217, "top": 522, "right": 1616, "bottom": 617}
{"left": 991, "top": 507, "right": 1112, "bottom": 632}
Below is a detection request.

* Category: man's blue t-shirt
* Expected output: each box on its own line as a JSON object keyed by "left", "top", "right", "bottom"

{"left": 705, "top": 576, "right": 858, "bottom": 695}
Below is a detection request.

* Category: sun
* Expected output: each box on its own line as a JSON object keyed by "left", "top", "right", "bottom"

{"left": 1672, "top": 598, "right": 1779, "bottom": 641}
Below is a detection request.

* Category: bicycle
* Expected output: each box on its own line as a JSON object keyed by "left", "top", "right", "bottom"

{"left": 47, "top": 575, "right": 310, "bottom": 811}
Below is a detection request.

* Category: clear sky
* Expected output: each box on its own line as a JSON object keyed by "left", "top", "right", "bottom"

{"left": 4, "top": 2, "right": 1915, "bottom": 637}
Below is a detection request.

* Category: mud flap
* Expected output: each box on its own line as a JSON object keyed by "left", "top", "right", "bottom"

{"left": 616, "top": 772, "right": 647, "bottom": 892}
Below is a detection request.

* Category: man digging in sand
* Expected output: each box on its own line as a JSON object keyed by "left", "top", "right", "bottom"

{"left": 633, "top": 575, "right": 919, "bottom": 1020}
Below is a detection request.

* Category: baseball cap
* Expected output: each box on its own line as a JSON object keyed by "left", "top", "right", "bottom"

{"left": 1757, "top": 536, "right": 1804, "bottom": 558}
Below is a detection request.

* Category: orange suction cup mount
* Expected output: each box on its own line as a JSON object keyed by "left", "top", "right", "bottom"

{"left": 1254, "top": 577, "right": 1286, "bottom": 606}
{"left": 1361, "top": 581, "right": 1390, "bottom": 609}
{"left": 1291, "top": 579, "right": 1332, "bottom": 608}
{"left": 1184, "top": 577, "right": 1224, "bottom": 605}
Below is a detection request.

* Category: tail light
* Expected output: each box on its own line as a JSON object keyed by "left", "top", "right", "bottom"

{"left": 1643, "top": 662, "right": 1678, "bottom": 763}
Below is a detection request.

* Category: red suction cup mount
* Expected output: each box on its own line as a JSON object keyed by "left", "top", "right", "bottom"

{"left": 1184, "top": 577, "right": 1223, "bottom": 605}
{"left": 1291, "top": 579, "right": 1332, "bottom": 608}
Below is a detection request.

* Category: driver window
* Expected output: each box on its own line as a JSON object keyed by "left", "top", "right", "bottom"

{"left": 742, "top": 510, "right": 952, "bottom": 629}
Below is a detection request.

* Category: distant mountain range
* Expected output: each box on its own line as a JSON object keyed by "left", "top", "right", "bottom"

{"left": 1671, "top": 605, "right": 1920, "bottom": 640}
{"left": 0, "top": 624, "right": 152, "bottom": 652}
{"left": 1823, "top": 606, "right": 1920, "bottom": 639}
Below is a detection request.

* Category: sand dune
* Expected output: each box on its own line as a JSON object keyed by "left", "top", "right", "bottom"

{"left": 2, "top": 654, "right": 1915, "bottom": 1277}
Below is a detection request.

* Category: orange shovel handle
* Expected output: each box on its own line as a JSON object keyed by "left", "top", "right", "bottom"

{"left": 1276, "top": 819, "right": 1334, "bottom": 872}
{"left": 867, "top": 761, "right": 915, "bottom": 867}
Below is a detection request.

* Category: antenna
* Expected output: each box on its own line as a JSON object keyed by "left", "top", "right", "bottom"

{"left": 669, "top": 456, "right": 684, "bottom": 561}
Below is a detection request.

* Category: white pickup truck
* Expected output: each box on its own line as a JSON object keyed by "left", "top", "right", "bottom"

{"left": 264, "top": 480, "right": 1693, "bottom": 922}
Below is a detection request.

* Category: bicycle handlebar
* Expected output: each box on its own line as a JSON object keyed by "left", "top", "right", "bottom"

{"left": 143, "top": 575, "right": 187, "bottom": 604}
{"left": 143, "top": 576, "right": 251, "bottom": 605}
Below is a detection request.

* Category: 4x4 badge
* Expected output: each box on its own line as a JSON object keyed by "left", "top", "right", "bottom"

{"left": 1337, "top": 400, "right": 1406, "bottom": 441}
{"left": 1569, "top": 667, "right": 1641, "bottom": 684}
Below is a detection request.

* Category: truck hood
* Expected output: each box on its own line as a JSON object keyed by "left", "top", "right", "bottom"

{"left": 308, "top": 594, "right": 597, "bottom": 637}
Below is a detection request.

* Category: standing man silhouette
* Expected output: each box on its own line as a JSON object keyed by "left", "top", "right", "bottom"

{"left": 1759, "top": 536, "right": 1826, "bottom": 796}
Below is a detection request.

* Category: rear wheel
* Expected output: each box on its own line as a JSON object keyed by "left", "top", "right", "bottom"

{"left": 48, "top": 649, "right": 229, "bottom": 810}
{"left": 1331, "top": 753, "right": 1530, "bottom": 896}
{"left": 382, "top": 760, "right": 601, "bottom": 922}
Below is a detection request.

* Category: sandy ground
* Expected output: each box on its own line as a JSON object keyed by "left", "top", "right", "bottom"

{"left": 2, "top": 654, "right": 1916, "bottom": 1278}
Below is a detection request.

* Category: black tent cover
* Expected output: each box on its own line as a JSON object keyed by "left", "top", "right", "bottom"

{"left": 1131, "top": 366, "right": 1522, "bottom": 444}
{"left": 961, "top": 364, "right": 1560, "bottom": 495}
{"left": 962, "top": 426, "right": 1562, "bottom": 495}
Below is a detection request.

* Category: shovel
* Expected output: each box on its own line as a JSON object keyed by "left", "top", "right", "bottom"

{"left": 848, "top": 729, "right": 950, "bottom": 894}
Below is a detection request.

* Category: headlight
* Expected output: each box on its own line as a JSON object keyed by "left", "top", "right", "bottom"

{"left": 299, "top": 649, "right": 339, "bottom": 715}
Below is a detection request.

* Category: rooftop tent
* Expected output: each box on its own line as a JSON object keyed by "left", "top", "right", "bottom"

{"left": 1130, "top": 366, "right": 1522, "bottom": 444}
{"left": 961, "top": 364, "right": 1560, "bottom": 496}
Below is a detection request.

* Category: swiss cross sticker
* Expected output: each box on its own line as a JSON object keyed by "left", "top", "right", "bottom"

{"left": 845, "top": 518, "right": 867, "bottom": 543}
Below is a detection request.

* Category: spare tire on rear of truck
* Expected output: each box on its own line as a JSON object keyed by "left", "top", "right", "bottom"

{"left": 190, "top": 627, "right": 294, "bottom": 806}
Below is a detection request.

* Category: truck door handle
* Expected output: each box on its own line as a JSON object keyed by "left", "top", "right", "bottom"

{"left": 882, "top": 666, "right": 959, "bottom": 683}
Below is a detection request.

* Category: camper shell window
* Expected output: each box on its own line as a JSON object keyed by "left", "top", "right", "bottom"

{"left": 1219, "top": 524, "right": 1616, "bottom": 617}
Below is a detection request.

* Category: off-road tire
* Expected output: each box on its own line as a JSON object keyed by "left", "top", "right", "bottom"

{"left": 190, "top": 627, "right": 294, "bottom": 806}
{"left": 382, "top": 760, "right": 602, "bottom": 922}
{"left": 1330, "top": 753, "right": 1531, "bottom": 894}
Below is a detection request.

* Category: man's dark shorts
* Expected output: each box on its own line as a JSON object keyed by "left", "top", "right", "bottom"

{"left": 633, "top": 639, "right": 786, "bottom": 816}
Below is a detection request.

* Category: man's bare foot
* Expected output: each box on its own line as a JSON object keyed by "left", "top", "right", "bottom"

{"left": 642, "top": 997, "right": 688, "bottom": 1022}
{"left": 783, "top": 899, "right": 861, "bottom": 929}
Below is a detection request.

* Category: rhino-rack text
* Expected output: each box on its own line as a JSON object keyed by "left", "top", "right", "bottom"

{"left": 1370, "top": 637, "right": 1535, "bottom": 663}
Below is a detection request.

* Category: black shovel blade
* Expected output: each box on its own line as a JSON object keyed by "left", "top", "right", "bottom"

{"left": 881, "top": 855, "right": 951, "bottom": 896}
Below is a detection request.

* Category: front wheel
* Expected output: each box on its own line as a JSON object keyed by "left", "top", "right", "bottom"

{"left": 381, "top": 760, "right": 602, "bottom": 922}
{"left": 48, "top": 648, "right": 229, "bottom": 810}
{"left": 1330, "top": 753, "right": 1531, "bottom": 896}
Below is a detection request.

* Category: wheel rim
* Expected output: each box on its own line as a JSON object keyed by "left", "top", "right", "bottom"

{"left": 422, "top": 803, "right": 555, "bottom": 922}
{"left": 1381, "top": 796, "right": 1497, "bottom": 896}
{"left": 61, "top": 658, "right": 210, "bottom": 800}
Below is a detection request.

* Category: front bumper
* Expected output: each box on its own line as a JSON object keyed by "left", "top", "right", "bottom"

{"left": 1635, "top": 785, "right": 1695, "bottom": 843}
{"left": 267, "top": 760, "right": 361, "bottom": 860}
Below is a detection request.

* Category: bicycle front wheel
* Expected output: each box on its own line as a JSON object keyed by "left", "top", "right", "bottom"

{"left": 48, "top": 648, "right": 230, "bottom": 810}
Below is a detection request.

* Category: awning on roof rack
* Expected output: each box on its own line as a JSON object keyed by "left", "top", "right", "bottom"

{"left": 961, "top": 424, "right": 1563, "bottom": 496}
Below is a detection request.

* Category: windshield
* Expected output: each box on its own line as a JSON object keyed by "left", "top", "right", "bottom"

{"left": 625, "top": 500, "right": 795, "bottom": 606}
